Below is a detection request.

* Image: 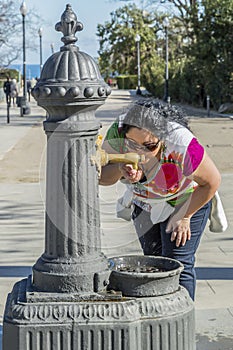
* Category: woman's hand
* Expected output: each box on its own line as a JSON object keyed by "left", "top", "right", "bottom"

{"left": 119, "top": 164, "right": 143, "bottom": 183}
{"left": 166, "top": 216, "right": 191, "bottom": 247}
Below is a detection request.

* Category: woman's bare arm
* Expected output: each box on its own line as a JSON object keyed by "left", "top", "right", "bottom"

{"left": 182, "top": 151, "right": 221, "bottom": 217}
{"left": 167, "top": 151, "right": 221, "bottom": 246}
{"left": 99, "top": 163, "right": 122, "bottom": 186}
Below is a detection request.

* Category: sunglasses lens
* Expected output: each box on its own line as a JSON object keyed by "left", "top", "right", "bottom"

{"left": 147, "top": 145, "right": 157, "bottom": 151}
{"left": 125, "top": 138, "right": 160, "bottom": 152}
{"left": 144, "top": 141, "right": 160, "bottom": 152}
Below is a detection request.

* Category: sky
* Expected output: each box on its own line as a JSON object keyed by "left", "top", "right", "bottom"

{"left": 20, "top": 0, "right": 131, "bottom": 65}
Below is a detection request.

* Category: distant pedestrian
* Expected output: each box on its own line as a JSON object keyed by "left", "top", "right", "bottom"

{"left": 27, "top": 80, "right": 32, "bottom": 102}
{"left": 3, "top": 77, "right": 11, "bottom": 105}
{"left": 30, "top": 77, "right": 37, "bottom": 89}
{"left": 10, "top": 79, "right": 18, "bottom": 106}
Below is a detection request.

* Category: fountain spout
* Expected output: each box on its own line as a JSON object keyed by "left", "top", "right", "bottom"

{"left": 91, "top": 135, "right": 145, "bottom": 176}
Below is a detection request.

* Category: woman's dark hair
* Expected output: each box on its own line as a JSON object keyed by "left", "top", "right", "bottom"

{"left": 121, "top": 99, "right": 189, "bottom": 140}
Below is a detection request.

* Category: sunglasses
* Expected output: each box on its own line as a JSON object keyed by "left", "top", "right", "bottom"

{"left": 125, "top": 138, "right": 160, "bottom": 152}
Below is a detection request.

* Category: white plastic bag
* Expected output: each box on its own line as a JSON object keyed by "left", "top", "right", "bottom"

{"left": 116, "top": 186, "right": 133, "bottom": 221}
{"left": 209, "top": 191, "right": 228, "bottom": 232}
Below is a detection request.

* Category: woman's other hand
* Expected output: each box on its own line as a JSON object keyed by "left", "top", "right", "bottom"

{"left": 166, "top": 216, "right": 191, "bottom": 247}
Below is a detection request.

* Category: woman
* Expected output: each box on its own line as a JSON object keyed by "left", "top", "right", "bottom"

{"left": 99, "top": 99, "right": 221, "bottom": 300}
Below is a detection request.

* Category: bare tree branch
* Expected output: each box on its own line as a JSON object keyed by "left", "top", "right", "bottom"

{"left": 0, "top": 0, "right": 42, "bottom": 67}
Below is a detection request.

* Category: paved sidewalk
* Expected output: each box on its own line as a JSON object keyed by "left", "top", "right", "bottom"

{"left": 0, "top": 90, "right": 233, "bottom": 349}
{"left": 0, "top": 98, "right": 46, "bottom": 159}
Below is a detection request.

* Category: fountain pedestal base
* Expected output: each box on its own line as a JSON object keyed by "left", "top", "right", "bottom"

{"left": 3, "top": 274, "right": 195, "bottom": 350}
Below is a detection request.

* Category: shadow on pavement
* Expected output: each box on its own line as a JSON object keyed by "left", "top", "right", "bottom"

{"left": 196, "top": 267, "right": 233, "bottom": 280}
{"left": 1, "top": 266, "right": 232, "bottom": 279}
{"left": 0, "top": 266, "right": 32, "bottom": 277}
{"left": 1, "top": 266, "right": 232, "bottom": 280}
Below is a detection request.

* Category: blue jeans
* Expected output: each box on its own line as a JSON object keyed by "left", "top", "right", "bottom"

{"left": 132, "top": 201, "right": 211, "bottom": 300}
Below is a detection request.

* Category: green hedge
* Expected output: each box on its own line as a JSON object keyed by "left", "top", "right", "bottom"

{"left": 116, "top": 75, "right": 138, "bottom": 89}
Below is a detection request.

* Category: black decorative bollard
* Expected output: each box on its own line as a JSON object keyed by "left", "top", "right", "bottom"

{"left": 2, "top": 4, "right": 195, "bottom": 350}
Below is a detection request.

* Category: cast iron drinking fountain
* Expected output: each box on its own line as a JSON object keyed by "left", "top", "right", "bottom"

{"left": 3, "top": 4, "right": 195, "bottom": 350}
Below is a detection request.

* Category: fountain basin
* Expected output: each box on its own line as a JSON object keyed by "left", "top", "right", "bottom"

{"left": 108, "top": 255, "right": 184, "bottom": 297}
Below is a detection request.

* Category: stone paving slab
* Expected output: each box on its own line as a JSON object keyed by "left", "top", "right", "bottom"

{"left": 0, "top": 101, "right": 45, "bottom": 160}
{"left": 196, "top": 308, "right": 233, "bottom": 350}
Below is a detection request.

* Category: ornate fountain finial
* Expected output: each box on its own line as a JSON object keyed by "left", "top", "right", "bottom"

{"left": 55, "top": 4, "right": 83, "bottom": 48}
{"left": 32, "top": 2, "right": 111, "bottom": 107}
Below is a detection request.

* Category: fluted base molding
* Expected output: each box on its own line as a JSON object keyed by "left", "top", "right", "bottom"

{"left": 3, "top": 277, "right": 195, "bottom": 350}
